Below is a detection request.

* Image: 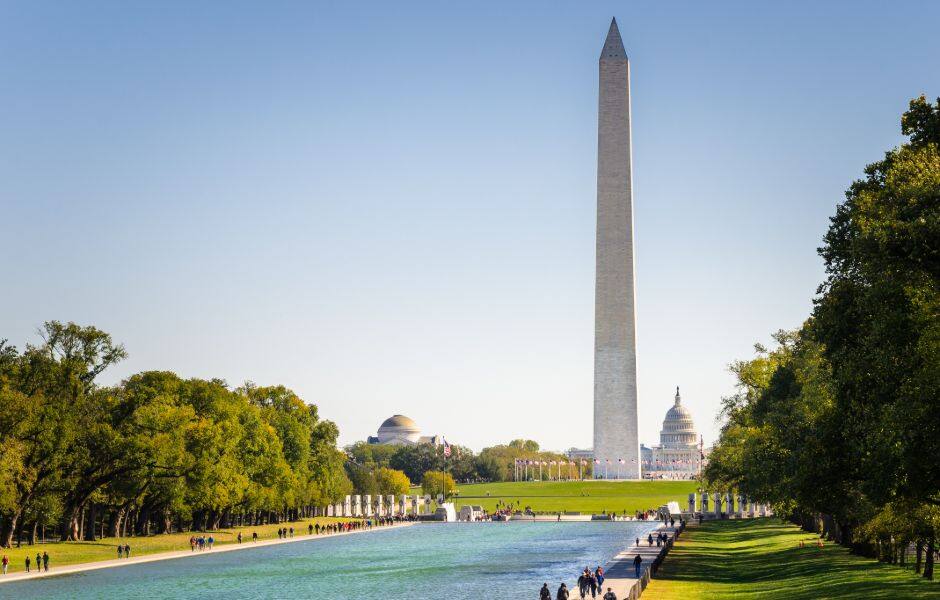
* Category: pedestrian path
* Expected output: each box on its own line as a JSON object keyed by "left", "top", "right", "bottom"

{"left": 600, "top": 524, "right": 679, "bottom": 599}
{"left": 0, "top": 522, "right": 415, "bottom": 585}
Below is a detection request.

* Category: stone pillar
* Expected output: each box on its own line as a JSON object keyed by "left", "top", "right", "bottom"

{"left": 713, "top": 492, "right": 722, "bottom": 517}
{"left": 326, "top": 504, "right": 334, "bottom": 517}
{"left": 363, "top": 495, "right": 372, "bottom": 517}
{"left": 375, "top": 495, "right": 384, "bottom": 517}
{"left": 726, "top": 492, "right": 734, "bottom": 515}
{"left": 748, "top": 500, "right": 756, "bottom": 517}
{"left": 687, "top": 493, "right": 696, "bottom": 513}
{"left": 701, "top": 492, "right": 709, "bottom": 513}
{"left": 387, "top": 495, "right": 396, "bottom": 516}
{"left": 398, "top": 496, "right": 406, "bottom": 515}
{"left": 352, "top": 495, "right": 361, "bottom": 517}
{"left": 343, "top": 495, "right": 352, "bottom": 517}
{"left": 737, "top": 495, "right": 745, "bottom": 518}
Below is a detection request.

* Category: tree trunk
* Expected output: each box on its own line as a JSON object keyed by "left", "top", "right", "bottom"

{"left": 925, "top": 539, "right": 934, "bottom": 580}
{"left": 135, "top": 506, "right": 151, "bottom": 536}
{"left": 58, "top": 505, "right": 81, "bottom": 542}
{"left": 107, "top": 507, "right": 124, "bottom": 538}
{"left": 83, "top": 503, "right": 98, "bottom": 541}
{"left": 915, "top": 541, "right": 923, "bottom": 574}
{"left": 2, "top": 510, "right": 22, "bottom": 548}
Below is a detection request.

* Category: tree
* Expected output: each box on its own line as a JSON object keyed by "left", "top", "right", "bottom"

{"left": 375, "top": 468, "right": 410, "bottom": 496}
{"left": 420, "top": 470, "right": 455, "bottom": 499}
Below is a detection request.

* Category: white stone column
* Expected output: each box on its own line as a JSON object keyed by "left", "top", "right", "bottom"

{"left": 387, "top": 495, "right": 396, "bottom": 516}
{"left": 363, "top": 495, "right": 372, "bottom": 517}
{"left": 713, "top": 493, "right": 722, "bottom": 517}
{"left": 375, "top": 495, "right": 384, "bottom": 517}
{"left": 688, "top": 493, "right": 696, "bottom": 513}
{"left": 343, "top": 495, "right": 352, "bottom": 517}
{"left": 701, "top": 492, "right": 709, "bottom": 513}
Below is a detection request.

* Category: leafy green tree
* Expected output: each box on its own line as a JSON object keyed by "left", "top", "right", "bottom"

{"left": 420, "top": 470, "right": 455, "bottom": 499}
{"left": 375, "top": 468, "right": 410, "bottom": 496}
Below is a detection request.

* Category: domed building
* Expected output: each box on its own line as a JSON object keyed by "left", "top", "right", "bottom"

{"left": 367, "top": 415, "right": 442, "bottom": 446}
{"left": 642, "top": 388, "right": 702, "bottom": 479}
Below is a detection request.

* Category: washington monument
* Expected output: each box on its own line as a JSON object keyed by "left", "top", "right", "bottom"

{"left": 593, "top": 18, "right": 640, "bottom": 479}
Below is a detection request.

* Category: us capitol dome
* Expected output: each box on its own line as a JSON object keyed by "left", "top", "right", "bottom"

{"left": 641, "top": 387, "right": 702, "bottom": 479}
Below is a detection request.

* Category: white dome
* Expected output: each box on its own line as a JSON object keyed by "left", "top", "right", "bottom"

{"left": 376, "top": 415, "right": 422, "bottom": 445}
{"left": 660, "top": 388, "right": 698, "bottom": 449}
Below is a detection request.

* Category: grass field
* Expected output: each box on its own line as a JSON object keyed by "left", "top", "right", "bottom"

{"left": 642, "top": 518, "right": 937, "bottom": 599}
{"left": 0, "top": 517, "right": 354, "bottom": 575}
{"left": 452, "top": 480, "right": 698, "bottom": 514}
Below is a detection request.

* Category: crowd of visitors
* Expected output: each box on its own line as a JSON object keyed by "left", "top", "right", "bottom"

{"left": 541, "top": 565, "right": 618, "bottom": 600}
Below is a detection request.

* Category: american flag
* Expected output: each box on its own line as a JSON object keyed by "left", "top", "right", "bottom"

{"left": 443, "top": 440, "right": 451, "bottom": 458}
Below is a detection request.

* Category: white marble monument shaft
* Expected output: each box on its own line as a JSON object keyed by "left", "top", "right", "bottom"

{"left": 593, "top": 18, "right": 640, "bottom": 479}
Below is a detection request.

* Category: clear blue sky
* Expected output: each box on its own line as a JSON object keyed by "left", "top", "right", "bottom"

{"left": 2, "top": 1, "right": 938, "bottom": 451}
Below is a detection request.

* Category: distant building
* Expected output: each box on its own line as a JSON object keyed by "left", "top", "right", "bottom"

{"left": 566, "top": 447, "right": 594, "bottom": 461}
{"left": 642, "top": 388, "right": 702, "bottom": 480}
{"left": 367, "top": 415, "right": 442, "bottom": 446}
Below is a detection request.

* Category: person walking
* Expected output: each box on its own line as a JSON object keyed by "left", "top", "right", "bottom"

{"left": 24, "top": 556, "right": 30, "bottom": 573}
{"left": 577, "top": 569, "right": 589, "bottom": 599}
{"left": 633, "top": 554, "right": 642, "bottom": 578}
{"left": 1, "top": 554, "right": 8, "bottom": 575}
{"left": 117, "top": 545, "right": 123, "bottom": 559}
{"left": 603, "top": 588, "right": 617, "bottom": 600}
{"left": 595, "top": 566, "right": 605, "bottom": 591}
{"left": 42, "top": 552, "right": 49, "bottom": 572}
{"left": 252, "top": 531, "right": 258, "bottom": 542}
{"left": 647, "top": 533, "right": 653, "bottom": 547}
{"left": 35, "top": 553, "right": 41, "bottom": 573}
{"left": 237, "top": 532, "right": 242, "bottom": 544}
{"left": 308, "top": 523, "right": 313, "bottom": 535}
{"left": 556, "top": 582, "right": 570, "bottom": 600}
{"left": 540, "top": 582, "right": 552, "bottom": 600}
{"left": 124, "top": 543, "right": 131, "bottom": 558}
{"left": 589, "top": 570, "right": 598, "bottom": 598}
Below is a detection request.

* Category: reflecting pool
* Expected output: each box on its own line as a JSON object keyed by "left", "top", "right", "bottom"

{"left": 1, "top": 521, "right": 658, "bottom": 600}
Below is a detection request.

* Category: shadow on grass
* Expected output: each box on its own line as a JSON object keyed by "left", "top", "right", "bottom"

{"left": 652, "top": 520, "right": 937, "bottom": 599}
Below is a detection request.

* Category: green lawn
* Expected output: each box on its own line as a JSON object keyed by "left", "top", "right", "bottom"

{"left": 643, "top": 518, "right": 937, "bottom": 599}
{"left": 0, "top": 517, "right": 355, "bottom": 575}
{"left": 451, "top": 480, "right": 697, "bottom": 514}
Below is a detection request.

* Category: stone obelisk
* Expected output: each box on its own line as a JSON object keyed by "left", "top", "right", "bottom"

{"left": 593, "top": 18, "right": 639, "bottom": 479}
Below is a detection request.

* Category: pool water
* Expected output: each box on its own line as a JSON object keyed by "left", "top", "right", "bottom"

{"left": 1, "top": 521, "right": 658, "bottom": 599}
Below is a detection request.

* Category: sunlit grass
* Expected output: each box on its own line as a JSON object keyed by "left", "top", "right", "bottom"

{"left": 452, "top": 480, "right": 698, "bottom": 514}
{"left": 643, "top": 518, "right": 937, "bottom": 599}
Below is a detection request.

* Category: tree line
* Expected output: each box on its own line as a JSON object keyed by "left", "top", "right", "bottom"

{"left": 705, "top": 96, "right": 940, "bottom": 579}
{"left": 0, "top": 322, "right": 352, "bottom": 548}
{"left": 345, "top": 438, "right": 582, "bottom": 490}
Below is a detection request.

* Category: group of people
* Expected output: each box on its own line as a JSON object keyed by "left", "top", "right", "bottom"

{"left": 116, "top": 543, "right": 131, "bottom": 559}
{"left": 539, "top": 566, "right": 619, "bottom": 600}
{"left": 189, "top": 535, "right": 214, "bottom": 551}
{"left": 638, "top": 530, "right": 671, "bottom": 548}
{"left": 1, "top": 552, "right": 49, "bottom": 574}
{"left": 229, "top": 517, "right": 399, "bottom": 547}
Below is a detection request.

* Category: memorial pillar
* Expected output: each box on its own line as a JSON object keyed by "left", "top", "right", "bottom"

{"left": 343, "top": 495, "right": 352, "bottom": 517}
{"left": 701, "top": 492, "right": 709, "bottom": 514}
{"left": 688, "top": 493, "right": 696, "bottom": 513}
{"left": 713, "top": 492, "right": 722, "bottom": 517}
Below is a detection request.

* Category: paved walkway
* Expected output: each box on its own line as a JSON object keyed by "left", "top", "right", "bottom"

{"left": 0, "top": 522, "right": 415, "bottom": 585}
{"left": 601, "top": 524, "right": 679, "bottom": 599}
